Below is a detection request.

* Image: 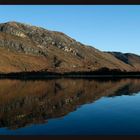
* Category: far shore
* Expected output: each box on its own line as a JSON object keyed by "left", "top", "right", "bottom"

{"left": 0, "top": 71, "right": 140, "bottom": 79}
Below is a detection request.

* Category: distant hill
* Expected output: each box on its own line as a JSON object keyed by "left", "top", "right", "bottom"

{"left": 0, "top": 21, "right": 139, "bottom": 74}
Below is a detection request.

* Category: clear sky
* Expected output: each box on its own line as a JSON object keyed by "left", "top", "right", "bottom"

{"left": 0, "top": 5, "right": 140, "bottom": 55}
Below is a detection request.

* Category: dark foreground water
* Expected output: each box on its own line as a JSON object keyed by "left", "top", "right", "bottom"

{"left": 0, "top": 78, "right": 140, "bottom": 135}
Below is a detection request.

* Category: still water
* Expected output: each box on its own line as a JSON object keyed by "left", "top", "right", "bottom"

{"left": 0, "top": 78, "right": 140, "bottom": 135}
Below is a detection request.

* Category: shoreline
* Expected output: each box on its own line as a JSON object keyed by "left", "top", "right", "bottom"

{"left": 0, "top": 71, "right": 140, "bottom": 79}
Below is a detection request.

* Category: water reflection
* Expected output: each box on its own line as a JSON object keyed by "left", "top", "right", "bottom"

{"left": 0, "top": 78, "right": 139, "bottom": 130}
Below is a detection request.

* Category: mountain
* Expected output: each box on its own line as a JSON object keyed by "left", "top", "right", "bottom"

{"left": 0, "top": 21, "right": 140, "bottom": 74}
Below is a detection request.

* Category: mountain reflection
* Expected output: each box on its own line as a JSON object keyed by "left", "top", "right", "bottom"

{"left": 0, "top": 78, "right": 139, "bottom": 129}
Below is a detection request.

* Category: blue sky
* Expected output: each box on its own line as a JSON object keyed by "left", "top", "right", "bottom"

{"left": 0, "top": 5, "right": 140, "bottom": 55}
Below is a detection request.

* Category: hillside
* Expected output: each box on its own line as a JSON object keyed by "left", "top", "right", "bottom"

{"left": 0, "top": 21, "right": 139, "bottom": 74}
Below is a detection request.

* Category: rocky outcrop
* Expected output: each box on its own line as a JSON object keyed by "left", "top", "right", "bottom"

{"left": 0, "top": 32, "right": 47, "bottom": 57}
{"left": 0, "top": 22, "right": 79, "bottom": 57}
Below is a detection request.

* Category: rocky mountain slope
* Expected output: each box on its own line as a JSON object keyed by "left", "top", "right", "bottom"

{"left": 0, "top": 21, "right": 140, "bottom": 73}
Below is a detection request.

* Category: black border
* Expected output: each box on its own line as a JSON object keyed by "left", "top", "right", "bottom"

{"left": 1, "top": 136, "right": 140, "bottom": 140}
{"left": 0, "top": 1, "right": 140, "bottom": 140}
{"left": 0, "top": 0, "right": 139, "bottom": 5}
